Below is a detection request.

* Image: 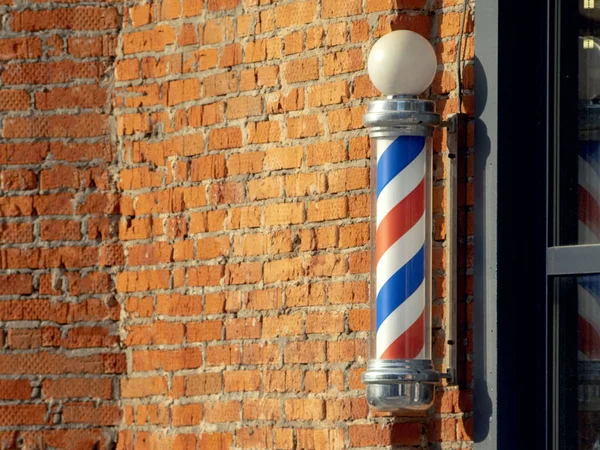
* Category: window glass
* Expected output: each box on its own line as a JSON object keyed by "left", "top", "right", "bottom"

{"left": 555, "top": 275, "right": 600, "bottom": 450}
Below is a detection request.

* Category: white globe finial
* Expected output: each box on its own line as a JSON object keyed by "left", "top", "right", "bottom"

{"left": 367, "top": 30, "right": 437, "bottom": 96}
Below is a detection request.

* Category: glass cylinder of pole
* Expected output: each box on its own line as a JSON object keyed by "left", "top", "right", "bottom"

{"left": 362, "top": 96, "right": 441, "bottom": 412}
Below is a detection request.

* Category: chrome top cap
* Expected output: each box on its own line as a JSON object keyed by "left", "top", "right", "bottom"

{"left": 363, "top": 97, "right": 440, "bottom": 136}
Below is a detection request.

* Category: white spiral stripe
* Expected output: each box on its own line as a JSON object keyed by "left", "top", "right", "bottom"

{"left": 376, "top": 281, "right": 425, "bottom": 359}
{"left": 579, "top": 221, "right": 599, "bottom": 244}
{"left": 376, "top": 150, "right": 426, "bottom": 227}
{"left": 376, "top": 213, "right": 426, "bottom": 295}
{"left": 579, "top": 284, "right": 600, "bottom": 332}
{"left": 579, "top": 155, "right": 600, "bottom": 207}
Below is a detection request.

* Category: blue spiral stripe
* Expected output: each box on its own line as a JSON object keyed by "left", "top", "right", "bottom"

{"left": 376, "top": 245, "right": 425, "bottom": 330}
{"left": 580, "top": 141, "right": 600, "bottom": 179}
{"left": 376, "top": 135, "right": 426, "bottom": 197}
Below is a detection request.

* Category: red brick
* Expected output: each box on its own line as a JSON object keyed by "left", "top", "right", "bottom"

{"left": 41, "top": 220, "right": 81, "bottom": 241}
{"left": 244, "top": 38, "right": 281, "bottom": 63}
{"left": 62, "top": 403, "right": 122, "bottom": 426}
{"left": 172, "top": 404, "right": 203, "bottom": 427}
{"left": 220, "top": 43, "right": 242, "bottom": 67}
{"left": 132, "top": 348, "right": 202, "bottom": 372}
{"left": 0, "top": 90, "right": 29, "bottom": 111}
{"left": 326, "top": 23, "right": 346, "bottom": 46}
{"left": 116, "top": 269, "right": 170, "bottom": 293}
{"left": 306, "top": 311, "right": 344, "bottom": 334}
{"left": 308, "top": 81, "right": 349, "bottom": 107}
{"left": 3, "top": 114, "right": 108, "bottom": 138}
{"left": 0, "top": 37, "right": 42, "bottom": 60}
{"left": 284, "top": 341, "right": 325, "bottom": 363}
{"left": 263, "top": 313, "right": 303, "bottom": 338}
{"left": 284, "top": 399, "right": 324, "bottom": 420}
{"left": 349, "top": 309, "right": 370, "bottom": 331}
{"left": 68, "top": 35, "right": 117, "bottom": 57}
{"left": 127, "top": 242, "right": 172, "bottom": 266}
{"left": 0, "top": 380, "right": 31, "bottom": 400}
{"left": 0, "top": 223, "right": 33, "bottom": 243}
{"left": 123, "top": 26, "right": 175, "bottom": 54}
{"left": 327, "top": 339, "right": 367, "bottom": 362}
{"left": 322, "top": 0, "right": 362, "bottom": 17}
{"left": 243, "top": 398, "right": 281, "bottom": 420}
{"left": 187, "top": 320, "right": 223, "bottom": 342}
{"left": 11, "top": 8, "right": 119, "bottom": 31}
{"left": 179, "top": 373, "right": 222, "bottom": 396}
{"left": 264, "top": 369, "right": 302, "bottom": 392}
{"left": 46, "top": 378, "right": 108, "bottom": 401}
{"left": 306, "top": 140, "right": 346, "bottom": 166}
{"left": 207, "top": 344, "right": 241, "bottom": 366}
{"left": 129, "top": 3, "right": 153, "bottom": 27}
{"left": 227, "top": 96, "right": 263, "bottom": 119}
{"left": 327, "top": 105, "right": 366, "bottom": 133}
{"left": 225, "top": 261, "right": 262, "bottom": 285}
{"left": 276, "top": 0, "right": 316, "bottom": 27}
{"left": 156, "top": 294, "right": 202, "bottom": 316}
{"left": 241, "top": 66, "right": 279, "bottom": 90}
{"left": 0, "top": 405, "right": 47, "bottom": 425}
{"left": 297, "top": 429, "right": 345, "bottom": 449}
{"left": 438, "top": 11, "right": 474, "bottom": 37}
{"left": 188, "top": 265, "right": 224, "bottom": 286}
{"left": 209, "top": 127, "right": 242, "bottom": 150}
{"left": 1, "top": 169, "right": 36, "bottom": 191}
{"left": 0, "top": 274, "right": 33, "bottom": 295}
{"left": 287, "top": 115, "right": 322, "bottom": 138}
{"left": 198, "top": 433, "right": 233, "bottom": 450}
{"left": 324, "top": 48, "right": 364, "bottom": 75}
{"left": 224, "top": 370, "right": 261, "bottom": 392}
{"left": 208, "top": 0, "right": 239, "bottom": 10}
{"left": 285, "top": 32, "right": 303, "bottom": 55}
{"left": 307, "top": 197, "right": 348, "bottom": 222}
{"left": 367, "top": 0, "right": 426, "bottom": 11}
{"left": 243, "top": 343, "right": 280, "bottom": 365}
{"left": 225, "top": 317, "right": 261, "bottom": 339}
{"left": 264, "top": 146, "right": 303, "bottom": 171}
{"left": 284, "top": 57, "right": 318, "bottom": 83}
{"left": 205, "top": 401, "right": 240, "bottom": 423}
{"left": 349, "top": 425, "right": 391, "bottom": 447}
{"left": 228, "top": 152, "right": 265, "bottom": 175}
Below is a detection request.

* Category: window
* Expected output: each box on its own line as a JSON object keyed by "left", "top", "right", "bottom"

{"left": 490, "top": 0, "right": 600, "bottom": 448}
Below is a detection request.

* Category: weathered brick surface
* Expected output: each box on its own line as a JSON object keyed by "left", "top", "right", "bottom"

{"left": 0, "top": 0, "right": 123, "bottom": 446}
{"left": 0, "top": 0, "right": 474, "bottom": 448}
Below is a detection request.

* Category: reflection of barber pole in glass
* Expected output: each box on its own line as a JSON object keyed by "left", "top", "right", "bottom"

{"left": 578, "top": 135, "right": 600, "bottom": 449}
{"left": 375, "top": 135, "right": 427, "bottom": 360}
{"left": 578, "top": 37, "right": 600, "bottom": 449}
{"left": 579, "top": 140, "right": 600, "bottom": 361}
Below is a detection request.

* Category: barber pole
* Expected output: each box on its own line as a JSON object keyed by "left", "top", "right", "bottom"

{"left": 361, "top": 29, "right": 446, "bottom": 412}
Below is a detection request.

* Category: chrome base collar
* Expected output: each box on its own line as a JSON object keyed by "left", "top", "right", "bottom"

{"left": 362, "top": 359, "right": 442, "bottom": 412}
{"left": 579, "top": 361, "right": 600, "bottom": 410}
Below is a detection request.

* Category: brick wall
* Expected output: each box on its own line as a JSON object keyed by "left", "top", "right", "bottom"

{"left": 0, "top": 0, "right": 474, "bottom": 448}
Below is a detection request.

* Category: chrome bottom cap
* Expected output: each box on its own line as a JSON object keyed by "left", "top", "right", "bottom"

{"left": 366, "top": 381, "right": 435, "bottom": 412}
{"left": 363, "top": 359, "right": 441, "bottom": 412}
